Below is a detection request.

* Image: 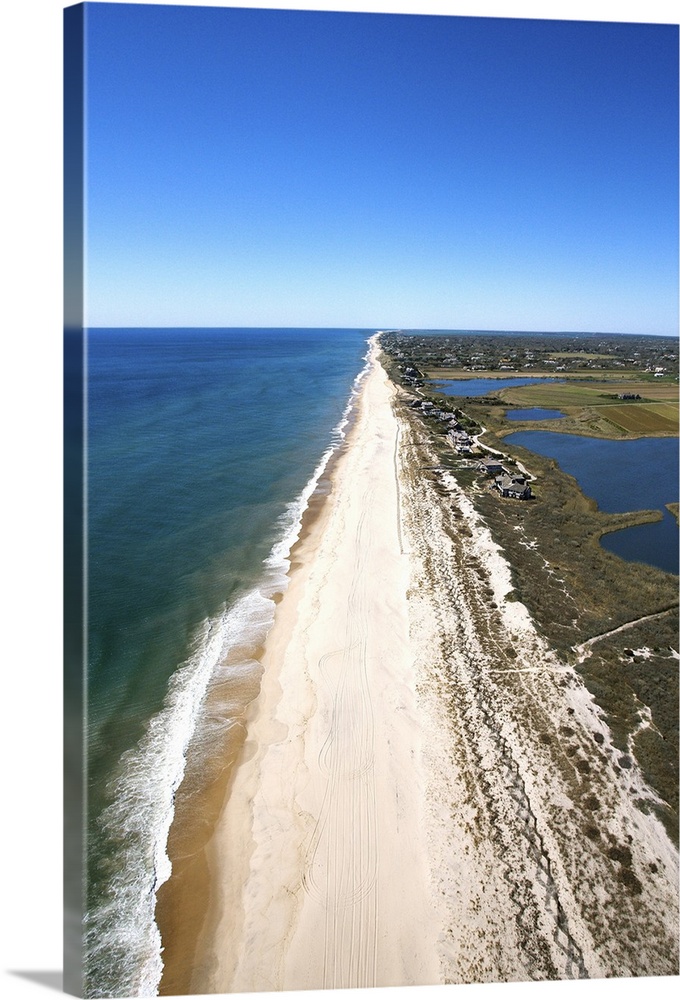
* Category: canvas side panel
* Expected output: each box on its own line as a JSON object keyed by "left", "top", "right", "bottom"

{"left": 64, "top": 4, "right": 85, "bottom": 996}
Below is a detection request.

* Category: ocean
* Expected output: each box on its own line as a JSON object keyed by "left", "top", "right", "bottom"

{"left": 84, "top": 327, "right": 371, "bottom": 998}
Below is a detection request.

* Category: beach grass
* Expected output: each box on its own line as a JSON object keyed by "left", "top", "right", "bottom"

{"left": 577, "top": 612, "right": 679, "bottom": 836}
{"left": 390, "top": 388, "right": 679, "bottom": 843}
{"left": 381, "top": 337, "right": 679, "bottom": 844}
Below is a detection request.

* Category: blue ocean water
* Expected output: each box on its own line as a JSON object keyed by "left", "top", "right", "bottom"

{"left": 84, "top": 328, "right": 370, "bottom": 997}
{"left": 504, "top": 431, "right": 679, "bottom": 575}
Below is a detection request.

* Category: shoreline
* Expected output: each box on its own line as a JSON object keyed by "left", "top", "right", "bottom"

{"left": 156, "top": 347, "right": 370, "bottom": 996}
{"left": 159, "top": 338, "right": 679, "bottom": 993}
{"left": 197, "top": 344, "right": 439, "bottom": 992}
{"left": 190, "top": 339, "right": 442, "bottom": 992}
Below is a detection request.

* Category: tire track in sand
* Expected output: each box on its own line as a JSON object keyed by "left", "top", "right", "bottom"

{"left": 301, "top": 490, "right": 379, "bottom": 989}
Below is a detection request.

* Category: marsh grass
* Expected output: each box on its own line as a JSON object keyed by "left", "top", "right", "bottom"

{"left": 581, "top": 615, "right": 679, "bottom": 839}
{"left": 470, "top": 394, "right": 678, "bottom": 441}
{"left": 392, "top": 387, "right": 679, "bottom": 844}
{"left": 382, "top": 337, "right": 679, "bottom": 845}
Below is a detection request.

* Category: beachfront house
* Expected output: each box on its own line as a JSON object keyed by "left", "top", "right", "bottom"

{"left": 479, "top": 458, "right": 506, "bottom": 475}
{"left": 450, "top": 429, "right": 474, "bottom": 454}
{"left": 494, "top": 474, "right": 532, "bottom": 500}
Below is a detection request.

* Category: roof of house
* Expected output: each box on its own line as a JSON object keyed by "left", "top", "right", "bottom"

{"left": 495, "top": 475, "right": 531, "bottom": 494}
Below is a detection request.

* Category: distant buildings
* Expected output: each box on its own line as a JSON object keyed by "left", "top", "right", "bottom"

{"left": 406, "top": 392, "right": 534, "bottom": 499}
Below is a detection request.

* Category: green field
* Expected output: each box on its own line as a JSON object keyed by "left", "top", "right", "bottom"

{"left": 602, "top": 402, "right": 679, "bottom": 434}
{"left": 424, "top": 368, "right": 645, "bottom": 382}
{"left": 448, "top": 378, "right": 679, "bottom": 440}
{"left": 500, "top": 382, "right": 616, "bottom": 408}
{"left": 582, "top": 381, "right": 678, "bottom": 401}
{"left": 501, "top": 379, "right": 675, "bottom": 404}
{"left": 546, "top": 351, "right": 615, "bottom": 360}
{"left": 415, "top": 351, "right": 678, "bottom": 439}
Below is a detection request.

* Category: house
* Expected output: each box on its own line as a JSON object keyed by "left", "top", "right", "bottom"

{"left": 479, "top": 458, "right": 506, "bottom": 476}
{"left": 450, "top": 430, "right": 473, "bottom": 453}
{"left": 494, "top": 474, "right": 532, "bottom": 500}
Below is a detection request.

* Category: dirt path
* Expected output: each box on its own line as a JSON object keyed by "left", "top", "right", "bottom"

{"left": 573, "top": 607, "right": 679, "bottom": 661}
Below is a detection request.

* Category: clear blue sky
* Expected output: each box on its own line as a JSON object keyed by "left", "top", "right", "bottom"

{"left": 82, "top": 2, "right": 679, "bottom": 333}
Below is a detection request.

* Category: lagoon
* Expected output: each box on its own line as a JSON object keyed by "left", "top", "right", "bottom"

{"left": 431, "top": 377, "right": 562, "bottom": 397}
{"left": 504, "top": 431, "right": 679, "bottom": 575}
{"left": 506, "top": 408, "right": 566, "bottom": 421}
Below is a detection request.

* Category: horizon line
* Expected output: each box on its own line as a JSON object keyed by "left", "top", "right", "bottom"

{"left": 80, "top": 325, "right": 677, "bottom": 338}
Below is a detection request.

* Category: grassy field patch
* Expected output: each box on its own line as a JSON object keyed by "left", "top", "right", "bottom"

{"left": 424, "top": 368, "right": 646, "bottom": 382}
{"left": 466, "top": 381, "right": 680, "bottom": 439}
{"left": 601, "top": 403, "right": 678, "bottom": 435}
{"left": 546, "top": 352, "right": 615, "bottom": 360}
{"left": 500, "top": 382, "right": 616, "bottom": 408}
{"left": 383, "top": 334, "right": 679, "bottom": 841}
{"left": 599, "top": 382, "right": 679, "bottom": 401}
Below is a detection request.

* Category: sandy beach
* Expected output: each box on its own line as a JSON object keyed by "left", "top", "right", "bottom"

{"left": 160, "top": 339, "right": 678, "bottom": 994}
{"left": 183, "top": 338, "right": 442, "bottom": 992}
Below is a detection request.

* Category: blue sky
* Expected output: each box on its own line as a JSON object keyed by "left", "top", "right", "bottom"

{"left": 82, "top": 2, "right": 679, "bottom": 333}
